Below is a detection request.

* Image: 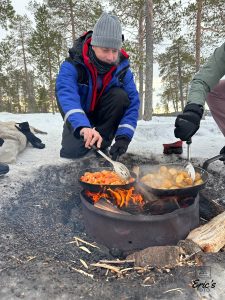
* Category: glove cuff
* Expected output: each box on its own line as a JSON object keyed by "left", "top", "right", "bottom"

{"left": 115, "top": 135, "right": 131, "bottom": 143}
{"left": 73, "top": 126, "right": 84, "bottom": 138}
{"left": 183, "top": 103, "right": 204, "bottom": 119}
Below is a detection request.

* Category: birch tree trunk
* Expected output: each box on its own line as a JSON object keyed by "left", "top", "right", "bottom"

{"left": 143, "top": 0, "right": 153, "bottom": 121}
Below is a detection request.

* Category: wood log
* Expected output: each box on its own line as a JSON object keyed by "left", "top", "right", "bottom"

{"left": 187, "top": 211, "right": 225, "bottom": 252}
{"left": 177, "top": 239, "right": 202, "bottom": 256}
{"left": 127, "top": 246, "right": 184, "bottom": 268}
{"left": 94, "top": 198, "right": 131, "bottom": 215}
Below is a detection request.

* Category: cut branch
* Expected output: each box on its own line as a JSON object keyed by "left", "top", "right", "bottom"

{"left": 187, "top": 211, "right": 225, "bottom": 252}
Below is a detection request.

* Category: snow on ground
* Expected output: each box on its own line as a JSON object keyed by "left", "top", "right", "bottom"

{"left": 0, "top": 111, "right": 225, "bottom": 181}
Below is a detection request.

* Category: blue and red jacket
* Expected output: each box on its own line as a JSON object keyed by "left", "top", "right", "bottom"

{"left": 55, "top": 31, "right": 140, "bottom": 140}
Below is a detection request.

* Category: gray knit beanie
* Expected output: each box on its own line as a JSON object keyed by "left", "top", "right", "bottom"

{"left": 91, "top": 12, "right": 122, "bottom": 50}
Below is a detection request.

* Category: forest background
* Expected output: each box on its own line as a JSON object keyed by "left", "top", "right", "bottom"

{"left": 0, "top": 0, "right": 224, "bottom": 120}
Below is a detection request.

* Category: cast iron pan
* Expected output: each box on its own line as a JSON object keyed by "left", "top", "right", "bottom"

{"left": 138, "top": 163, "right": 209, "bottom": 197}
{"left": 78, "top": 167, "right": 137, "bottom": 192}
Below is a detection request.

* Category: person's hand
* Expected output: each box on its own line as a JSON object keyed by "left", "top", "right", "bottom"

{"left": 219, "top": 146, "right": 225, "bottom": 161}
{"left": 80, "top": 127, "right": 103, "bottom": 149}
{"left": 109, "top": 136, "right": 131, "bottom": 161}
{"left": 174, "top": 103, "right": 204, "bottom": 141}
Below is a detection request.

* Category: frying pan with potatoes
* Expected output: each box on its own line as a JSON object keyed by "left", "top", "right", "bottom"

{"left": 139, "top": 163, "right": 208, "bottom": 197}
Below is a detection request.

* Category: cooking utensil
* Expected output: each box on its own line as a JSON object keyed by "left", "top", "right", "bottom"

{"left": 80, "top": 134, "right": 131, "bottom": 180}
{"left": 184, "top": 139, "right": 195, "bottom": 181}
{"left": 92, "top": 145, "right": 131, "bottom": 180}
{"left": 138, "top": 163, "right": 208, "bottom": 197}
{"left": 78, "top": 167, "right": 137, "bottom": 193}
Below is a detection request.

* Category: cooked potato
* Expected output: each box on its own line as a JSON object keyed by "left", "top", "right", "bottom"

{"left": 140, "top": 174, "right": 153, "bottom": 182}
{"left": 159, "top": 166, "right": 168, "bottom": 174}
{"left": 175, "top": 174, "right": 184, "bottom": 184}
{"left": 184, "top": 177, "right": 193, "bottom": 185}
{"left": 140, "top": 165, "right": 203, "bottom": 189}
{"left": 168, "top": 168, "right": 177, "bottom": 176}
{"left": 195, "top": 172, "right": 202, "bottom": 181}
{"left": 161, "top": 179, "right": 173, "bottom": 189}
{"left": 170, "top": 186, "right": 179, "bottom": 189}
{"left": 194, "top": 179, "right": 204, "bottom": 186}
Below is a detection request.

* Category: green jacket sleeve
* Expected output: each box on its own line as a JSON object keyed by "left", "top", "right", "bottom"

{"left": 187, "top": 42, "right": 225, "bottom": 107}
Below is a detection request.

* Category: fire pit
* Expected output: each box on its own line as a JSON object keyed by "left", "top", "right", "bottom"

{"left": 78, "top": 164, "right": 209, "bottom": 253}
{"left": 80, "top": 190, "right": 200, "bottom": 253}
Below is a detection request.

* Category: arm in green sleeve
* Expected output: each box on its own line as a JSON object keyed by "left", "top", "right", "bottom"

{"left": 187, "top": 42, "right": 225, "bottom": 107}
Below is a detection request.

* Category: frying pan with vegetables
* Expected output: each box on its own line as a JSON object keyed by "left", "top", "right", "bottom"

{"left": 78, "top": 167, "right": 137, "bottom": 193}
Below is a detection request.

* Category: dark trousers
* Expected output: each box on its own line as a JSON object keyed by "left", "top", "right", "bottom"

{"left": 60, "top": 87, "right": 130, "bottom": 158}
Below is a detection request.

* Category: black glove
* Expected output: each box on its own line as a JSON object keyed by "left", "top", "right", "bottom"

{"left": 15, "top": 122, "right": 45, "bottom": 149}
{"left": 219, "top": 146, "right": 225, "bottom": 161}
{"left": 73, "top": 126, "right": 85, "bottom": 138}
{"left": 174, "top": 103, "right": 204, "bottom": 141}
{"left": 0, "top": 138, "right": 4, "bottom": 147}
{"left": 109, "top": 136, "right": 131, "bottom": 161}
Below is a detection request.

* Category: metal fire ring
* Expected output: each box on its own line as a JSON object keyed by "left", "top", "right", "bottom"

{"left": 80, "top": 192, "right": 199, "bottom": 253}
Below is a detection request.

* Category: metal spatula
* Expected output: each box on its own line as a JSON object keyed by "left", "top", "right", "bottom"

{"left": 184, "top": 139, "right": 195, "bottom": 181}
{"left": 93, "top": 146, "right": 131, "bottom": 180}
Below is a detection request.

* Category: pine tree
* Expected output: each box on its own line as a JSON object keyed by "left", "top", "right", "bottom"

{"left": 10, "top": 14, "right": 36, "bottom": 112}
{"left": 110, "top": 0, "right": 183, "bottom": 119}
{"left": 0, "top": 36, "right": 24, "bottom": 112}
{"left": 0, "top": 0, "right": 15, "bottom": 29}
{"left": 46, "top": 0, "right": 103, "bottom": 43}
{"left": 158, "top": 37, "right": 195, "bottom": 112}
{"left": 29, "top": 4, "right": 66, "bottom": 113}
{"left": 183, "top": 0, "right": 225, "bottom": 71}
